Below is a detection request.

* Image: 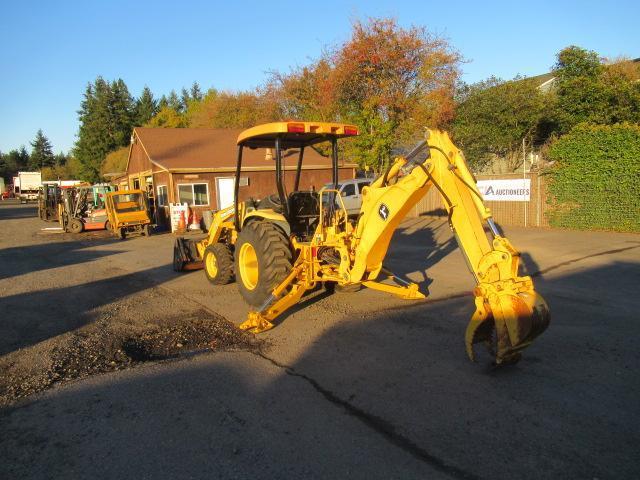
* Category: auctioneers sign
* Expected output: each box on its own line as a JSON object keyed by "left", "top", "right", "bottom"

{"left": 476, "top": 179, "right": 531, "bottom": 201}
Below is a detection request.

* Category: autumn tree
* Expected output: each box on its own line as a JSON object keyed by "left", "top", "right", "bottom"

{"left": 268, "top": 59, "right": 337, "bottom": 121}
{"left": 270, "top": 18, "right": 462, "bottom": 171}
{"left": 187, "top": 88, "right": 279, "bottom": 128}
{"left": 101, "top": 146, "right": 130, "bottom": 175}
{"left": 41, "top": 154, "right": 83, "bottom": 181}
{"left": 146, "top": 106, "right": 188, "bottom": 128}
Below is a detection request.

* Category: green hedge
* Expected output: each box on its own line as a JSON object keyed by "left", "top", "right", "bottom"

{"left": 547, "top": 123, "right": 640, "bottom": 232}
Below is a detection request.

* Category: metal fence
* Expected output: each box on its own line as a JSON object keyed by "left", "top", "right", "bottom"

{"left": 410, "top": 172, "right": 550, "bottom": 227}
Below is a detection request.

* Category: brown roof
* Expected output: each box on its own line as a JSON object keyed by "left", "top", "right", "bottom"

{"left": 133, "top": 127, "right": 349, "bottom": 172}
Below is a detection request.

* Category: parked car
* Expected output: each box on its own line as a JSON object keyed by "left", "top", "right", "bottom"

{"left": 324, "top": 178, "right": 373, "bottom": 216}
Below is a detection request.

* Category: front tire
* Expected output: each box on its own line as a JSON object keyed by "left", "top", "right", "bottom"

{"left": 234, "top": 221, "right": 292, "bottom": 307}
{"left": 204, "top": 243, "right": 234, "bottom": 285}
{"left": 68, "top": 218, "right": 83, "bottom": 234}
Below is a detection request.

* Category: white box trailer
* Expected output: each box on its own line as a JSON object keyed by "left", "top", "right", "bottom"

{"left": 17, "top": 171, "right": 42, "bottom": 203}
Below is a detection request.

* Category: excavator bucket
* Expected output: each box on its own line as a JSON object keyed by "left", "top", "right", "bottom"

{"left": 173, "top": 237, "right": 204, "bottom": 272}
{"left": 465, "top": 291, "right": 550, "bottom": 365}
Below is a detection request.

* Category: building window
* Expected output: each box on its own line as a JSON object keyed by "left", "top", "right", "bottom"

{"left": 177, "top": 183, "right": 209, "bottom": 206}
{"left": 133, "top": 178, "right": 140, "bottom": 190}
{"left": 157, "top": 185, "right": 168, "bottom": 206}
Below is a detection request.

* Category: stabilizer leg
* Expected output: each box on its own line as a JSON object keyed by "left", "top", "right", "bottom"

{"left": 239, "top": 264, "right": 309, "bottom": 333}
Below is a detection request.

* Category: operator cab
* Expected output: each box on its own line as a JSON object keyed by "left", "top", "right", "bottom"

{"left": 235, "top": 121, "right": 358, "bottom": 240}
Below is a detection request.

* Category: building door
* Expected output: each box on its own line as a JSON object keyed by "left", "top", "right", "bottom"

{"left": 216, "top": 177, "right": 235, "bottom": 210}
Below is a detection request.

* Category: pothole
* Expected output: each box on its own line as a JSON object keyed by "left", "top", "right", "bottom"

{"left": 0, "top": 311, "right": 259, "bottom": 408}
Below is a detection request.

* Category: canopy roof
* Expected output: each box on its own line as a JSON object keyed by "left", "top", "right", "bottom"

{"left": 237, "top": 121, "right": 359, "bottom": 149}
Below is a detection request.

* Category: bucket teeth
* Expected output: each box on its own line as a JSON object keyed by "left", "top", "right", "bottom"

{"left": 466, "top": 292, "right": 550, "bottom": 365}
{"left": 465, "top": 317, "right": 493, "bottom": 362}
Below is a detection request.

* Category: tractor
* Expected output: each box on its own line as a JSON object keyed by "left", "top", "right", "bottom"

{"left": 174, "top": 122, "right": 550, "bottom": 365}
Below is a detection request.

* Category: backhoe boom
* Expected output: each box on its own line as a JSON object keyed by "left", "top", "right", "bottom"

{"left": 347, "top": 130, "right": 549, "bottom": 364}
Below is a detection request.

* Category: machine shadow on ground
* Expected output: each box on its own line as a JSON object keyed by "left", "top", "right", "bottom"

{"left": 2, "top": 261, "right": 638, "bottom": 480}
{"left": 0, "top": 203, "right": 40, "bottom": 220}
{"left": 0, "top": 263, "right": 175, "bottom": 356}
{"left": 0, "top": 240, "right": 125, "bottom": 280}
{"left": 384, "top": 217, "right": 460, "bottom": 291}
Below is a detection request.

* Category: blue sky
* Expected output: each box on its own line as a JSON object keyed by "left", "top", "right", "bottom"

{"left": 1, "top": 0, "right": 638, "bottom": 154}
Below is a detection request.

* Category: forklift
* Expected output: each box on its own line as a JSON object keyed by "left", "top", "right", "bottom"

{"left": 59, "top": 185, "right": 113, "bottom": 233}
{"left": 38, "top": 182, "right": 61, "bottom": 221}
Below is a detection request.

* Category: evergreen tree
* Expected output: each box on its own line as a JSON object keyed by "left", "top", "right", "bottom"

{"left": 109, "top": 79, "right": 135, "bottom": 145}
{"left": 54, "top": 151, "right": 68, "bottom": 166}
{"left": 18, "top": 146, "right": 30, "bottom": 170}
{"left": 135, "top": 86, "right": 158, "bottom": 125}
{"left": 29, "top": 129, "right": 55, "bottom": 169}
{"left": 167, "top": 90, "right": 182, "bottom": 112}
{"left": 158, "top": 95, "right": 169, "bottom": 109}
{"left": 181, "top": 88, "right": 191, "bottom": 111}
{"left": 190, "top": 81, "right": 203, "bottom": 102}
{"left": 0, "top": 147, "right": 30, "bottom": 179}
{"left": 74, "top": 76, "right": 136, "bottom": 181}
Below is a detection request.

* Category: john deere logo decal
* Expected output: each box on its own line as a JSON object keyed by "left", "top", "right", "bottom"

{"left": 378, "top": 203, "right": 390, "bottom": 221}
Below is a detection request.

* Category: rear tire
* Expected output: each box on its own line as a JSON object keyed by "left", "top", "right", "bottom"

{"left": 234, "top": 221, "right": 292, "bottom": 307}
{"left": 204, "top": 243, "right": 234, "bottom": 285}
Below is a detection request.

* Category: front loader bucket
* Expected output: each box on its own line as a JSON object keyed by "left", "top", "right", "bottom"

{"left": 173, "top": 237, "right": 204, "bottom": 272}
{"left": 466, "top": 291, "right": 550, "bottom": 365}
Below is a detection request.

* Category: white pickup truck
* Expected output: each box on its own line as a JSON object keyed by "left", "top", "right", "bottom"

{"left": 324, "top": 178, "right": 373, "bottom": 216}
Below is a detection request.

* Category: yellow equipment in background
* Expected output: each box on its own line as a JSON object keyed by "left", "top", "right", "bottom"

{"left": 173, "top": 121, "right": 550, "bottom": 365}
{"left": 105, "top": 189, "right": 153, "bottom": 239}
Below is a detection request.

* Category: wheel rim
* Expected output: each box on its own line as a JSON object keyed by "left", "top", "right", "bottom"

{"left": 239, "top": 243, "right": 259, "bottom": 290}
{"left": 205, "top": 252, "right": 218, "bottom": 278}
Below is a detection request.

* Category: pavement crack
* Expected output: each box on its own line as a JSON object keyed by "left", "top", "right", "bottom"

{"left": 254, "top": 351, "right": 482, "bottom": 480}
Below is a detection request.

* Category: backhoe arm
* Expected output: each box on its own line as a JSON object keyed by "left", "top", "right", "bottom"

{"left": 350, "top": 130, "right": 549, "bottom": 364}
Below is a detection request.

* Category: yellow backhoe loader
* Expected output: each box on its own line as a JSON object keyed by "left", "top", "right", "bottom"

{"left": 174, "top": 122, "right": 549, "bottom": 365}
